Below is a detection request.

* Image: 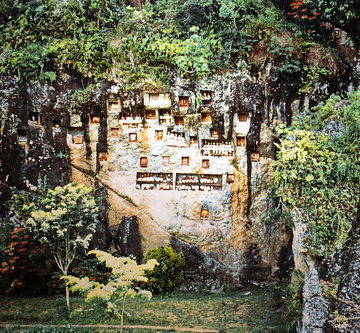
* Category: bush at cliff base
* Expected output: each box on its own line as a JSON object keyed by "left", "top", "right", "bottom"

{"left": 144, "top": 246, "right": 185, "bottom": 293}
{"left": 0, "top": 223, "right": 53, "bottom": 296}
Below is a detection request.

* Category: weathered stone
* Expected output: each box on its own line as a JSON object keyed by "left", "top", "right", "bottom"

{"left": 301, "top": 267, "right": 328, "bottom": 333}
{"left": 110, "top": 216, "right": 143, "bottom": 262}
{"left": 321, "top": 209, "right": 360, "bottom": 333}
{"left": 292, "top": 214, "right": 311, "bottom": 275}
{"left": 0, "top": 69, "right": 308, "bottom": 287}
{"left": 170, "top": 237, "right": 243, "bottom": 291}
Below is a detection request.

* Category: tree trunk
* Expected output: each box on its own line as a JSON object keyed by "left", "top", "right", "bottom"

{"left": 64, "top": 267, "right": 71, "bottom": 311}
{"left": 120, "top": 297, "right": 125, "bottom": 333}
{"left": 66, "top": 284, "right": 70, "bottom": 311}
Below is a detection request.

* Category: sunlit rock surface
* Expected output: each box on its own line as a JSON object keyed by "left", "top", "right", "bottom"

{"left": 0, "top": 70, "right": 298, "bottom": 287}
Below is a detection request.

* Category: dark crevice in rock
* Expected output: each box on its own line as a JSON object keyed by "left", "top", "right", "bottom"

{"left": 246, "top": 103, "right": 262, "bottom": 215}
{"left": 212, "top": 112, "right": 225, "bottom": 138}
{"left": 91, "top": 184, "right": 112, "bottom": 251}
{"left": 110, "top": 216, "right": 143, "bottom": 262}
{"left": 273, "top": 237, "right": 294, "bottom": 280}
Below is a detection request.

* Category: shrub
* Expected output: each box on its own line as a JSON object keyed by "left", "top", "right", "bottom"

{"left": 144, "top": 246, "right": 185, "bottom": 293}
{"left": 0, "top": 225, "right": 51, "bottom": 295}
{"left": 284, "top": 270, "right": 304, "bottom": 330}
{"left": 63, "top": 250, "right": 158, "bottom": 330}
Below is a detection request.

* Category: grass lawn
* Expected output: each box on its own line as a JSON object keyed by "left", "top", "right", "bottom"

{"left": 0, "top": 286, "right": 289, "bottom": 332}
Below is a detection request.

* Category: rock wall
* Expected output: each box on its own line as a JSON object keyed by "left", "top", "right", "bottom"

{"left": 319, "top": 209, "right": 360, "bottom": 333}
{"left": 301, "top": 267, "right": 329, "bottom": 333}
{"left": 0, "top": 69, "right": 298, "bottom": 288}
{"left": 293, "top": 208, "right": 360, "bottom": 333}
{"left": 293, "top": 86, "right": 360, "bottom": 333}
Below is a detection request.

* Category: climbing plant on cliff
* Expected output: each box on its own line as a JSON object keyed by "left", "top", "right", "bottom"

{"left": 0, "top": 0, "right": 321, "bottom": 86}
{"left": 8, "top": 182, "right": 99, "bottom": 310}
{"left": 0, "top": 0, "right": 123, "bottom": 81}
{"left": 272, "top": 89, "right": 360, "bottom": 257}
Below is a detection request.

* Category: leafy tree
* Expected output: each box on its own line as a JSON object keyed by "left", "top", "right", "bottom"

{"left": 145, "top": 246, "right": 185, "bottom": 293}
{"left": 63, "top": 250, "right": 158, "bottom": 332}
{"left": 303, "top": 0, "right": 360, "bottom": 45}
{"left": 9, "top": 182, "right": 99, "bottom": 309}
{"left": 272, "top": 90, "right": 360, "bottom": 257}
{"left": 149, "top": 0, "right": 277, "bottom": 67}
{"left": 278, "top": 0, "right": 360, "bottom": 46}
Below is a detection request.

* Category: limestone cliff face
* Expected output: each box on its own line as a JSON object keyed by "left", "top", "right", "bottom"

{"left": 0, "top": 68, "right": 300, "bottom": 288}
{"left": 316, "top": 210, "right": 360, "bottom": 333}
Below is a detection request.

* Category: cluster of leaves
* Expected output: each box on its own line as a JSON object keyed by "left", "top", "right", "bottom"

{"left": 272, "top": 90, "right": 360, "bottom": 257}
{"left": 285, "top": 0, "right": 331, "bottom": 36}
{"left": 63, "top": 250, "right": 158, "bottom": 321}
{"left": 288, "top": 1, "right": 320, "bottom": 21}
{"left": 284, "top": 270, "right": 304, "bottom": 329}
{"left": 298, "top": 65, "right": 330, "bottom": 94}
{"left": 278, "top": 0, "right": 360, "bottom": 47}
{"left": 117, "top": 0, "right": 337, "bottom": 89}
{"left": 46, "top": 253, "right": 112, "bottom": 295}
{"left": 303, "top": 0, "right": 360, "bottom": 45}
{"left": 69, "top": 252, "right": 113, "bottom": 288}
{"left": 0, "top": 0, "right": 124, "bottom": 82}
{"left": 70, "top": 84, "right": 96, "bottom": 110}
{"left": 12, "top": 183, "right": 99, "bottom": 260}
{"left": 247, "top": 26, "right": 333, "bottom": 94}
{"left": 0, "top": 0, "right": 326, "bottom": 87}
{"left": 144, "top": 245, "right": 185, "bottom": 293}
{"left": 0, "top": 226, "right": 50, "bottom": 295}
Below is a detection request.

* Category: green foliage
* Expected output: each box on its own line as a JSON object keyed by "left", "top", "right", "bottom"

{"left": 284, "top": 271, "right": 304, "bottom": 329}
{"left": 303, "top": 0, "right": 359, "bottom": 42}
{"left": 7, "top": 182, "right": 100, "bottom": 307}
{"left": 161, "top": 28, "right": 214, "bottom": 78}
{"left": 145, "top": 246, "right": 185, "bottom": 293}
{"left": 320, "top": 278, "right": 340, "bottom": 298}
{"left": 261, "top": 204, "right": 293, "bottom": 226}
{"left": 115, "top": 0, "right": 301, "bottom": 85}
{"left": 0, "top": 0, "right": 123, "bottom": 82}
{"left": 272, "top": 90, "right": 360, "bottom": 257}
{"left": 63, "top": 250, "right": 158, "bottom": 323}
{"left": 281, "top": 0, "right": 360, "bottom": 48}
{"left": 14, "top": 183, "right": 99, "bottom": 258}
{"left": 70, "top": 84, "right": 96, "bottom": 110}
{"left": 2, "top": 43, "right": 52, "bottom": 82}
{"left": 111, "top": 8, "right": 220, "bottom": 85}
{"left": 71, "top": 253, "right": 111, "bottom": 285}
{"left": 148, "top": 0, "right": 287, "bottom": 69}
{"left": 0, "top": 0, "right": 320, "bottom": 87}
{"left": 299, "top": 65, "right": 330, "bottom": 94}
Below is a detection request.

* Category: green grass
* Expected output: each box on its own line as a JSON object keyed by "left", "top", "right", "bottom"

{"left": 0, "top": 287, "right": 289, "bottom": 332}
